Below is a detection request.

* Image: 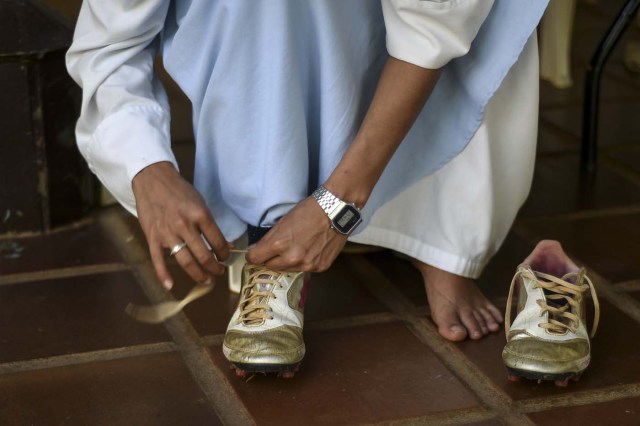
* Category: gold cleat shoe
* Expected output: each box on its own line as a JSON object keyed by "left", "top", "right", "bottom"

{"left": 503, "top": 240, "right": 600, "bottom": 387}
{"left": 223, "top": 263, "right": 309, "bottom": 378}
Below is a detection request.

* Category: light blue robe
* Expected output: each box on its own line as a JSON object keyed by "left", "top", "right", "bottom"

{"left": 68, "top": 0, "right": 549, "bottom": 241}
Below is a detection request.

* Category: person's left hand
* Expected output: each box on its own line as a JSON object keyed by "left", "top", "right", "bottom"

{"left": 246, "top": 196, "right": 348, "bottom": 272}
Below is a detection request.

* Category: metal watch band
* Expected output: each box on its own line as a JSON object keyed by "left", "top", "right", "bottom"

{"left": 312, "top": 185, "right": 342, "bottom": 215}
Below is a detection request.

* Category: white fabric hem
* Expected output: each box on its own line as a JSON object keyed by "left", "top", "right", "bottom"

{"left": 349, "top": 226, "right": 488, "bottom": 279}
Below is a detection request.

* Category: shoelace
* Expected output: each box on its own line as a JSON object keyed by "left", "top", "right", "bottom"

{"left": 505, "top": 267, "right": 600, "bottom": 338}
{"left": 126, "top": 249, "right": 247, "bottom": 324}
{"left": 237, "top": 265, "right": 284, "bottom": 326}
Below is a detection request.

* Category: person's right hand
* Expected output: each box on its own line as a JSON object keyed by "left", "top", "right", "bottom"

{"left": 132, "top": 161, "right": 230, "bottom": 289}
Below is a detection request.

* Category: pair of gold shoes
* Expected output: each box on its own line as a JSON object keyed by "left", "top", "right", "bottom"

{"left": 503, "top": 240, "right": 600, "bottom": 387}
{"left": 223, "top": 240, "right": 601, "bottom": 384}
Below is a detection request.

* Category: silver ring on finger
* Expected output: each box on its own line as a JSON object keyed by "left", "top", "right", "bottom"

{"left": 169, "top": 242, "right": 187, "bottom": 257}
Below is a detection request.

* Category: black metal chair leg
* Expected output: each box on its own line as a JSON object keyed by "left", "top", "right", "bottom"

{"left": 581, "top": 0, "right": 640, "bottom": 173}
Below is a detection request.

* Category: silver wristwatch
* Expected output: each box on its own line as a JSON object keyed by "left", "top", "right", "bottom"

{"left": 312, "top": 185, "right": 362, "bottom": 235}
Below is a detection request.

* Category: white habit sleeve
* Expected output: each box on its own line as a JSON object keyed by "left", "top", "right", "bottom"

{"left": 382, "top": 0, "right": 495, "bottom": 69}
{"left": 66, "top": 0, "right": 176, "bottom": 215}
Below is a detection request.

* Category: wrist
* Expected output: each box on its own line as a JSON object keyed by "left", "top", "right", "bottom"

{"left": 322, "top": 177, "right": 372, "bottom": 210}
{"left": 312, "top": 185, "right": 363, "bottom": 235}
{"left": 132, "top": 161, "right": 178, "bottom": 191}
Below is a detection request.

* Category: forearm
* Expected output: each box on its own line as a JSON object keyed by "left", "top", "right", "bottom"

{"left": 324, "top": 56, "right": 441, "bottom": 207}
{"left": 324, "top": 0, "right": 496, "bottom": 206}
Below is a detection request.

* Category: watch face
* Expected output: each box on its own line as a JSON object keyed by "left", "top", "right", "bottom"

{"left": 332, "top": 205, "right": 362, "bottom": 234}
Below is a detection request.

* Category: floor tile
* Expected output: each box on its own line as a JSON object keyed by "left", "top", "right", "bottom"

{"left": 304, "top": 255, "right": 390, "bottom": 321}
{"left": 528, "top": 396, "right": 640, "bottom": 426}
{"left": 209, "top": 322, "right": 483, "bottom": 425}
{"left": 476, "top": 233, "right": 536, "bottom": 306}
{"left": 0, "top": 272, "right": 170, "bottom": 363}
{"left": 364, "top": 250, "right": 427, "bottom": 307}
{"left": 170, "top": 264, "right": 240, "bottom": 337}
{"left": 536, "top": 122, "right": 580, "bottom": 155}
{"left": 539, "top": 101, "right": 640, "bottom": 148}
{"left": 519, "top": 157, "right": 640, "bottom": 218}
{"left": 0, "top": 352, "right": 221, "bottom": 425}
{"left": 607, "top": 145, "right": 640, "bottom": 175}
{"left": 457, "top": 300, "right": 640, "bottom": 401}
{"left": 539, "top": 71, "right": 637, "bottom": 109}
{"left": 627, "top": 291, "right": 640, "bottom": 307}
{"left": 520, "top": 213, "right": 640, "bottom": 283}
{"left": 0, "top": 220, "right": 123, "bottom": 275}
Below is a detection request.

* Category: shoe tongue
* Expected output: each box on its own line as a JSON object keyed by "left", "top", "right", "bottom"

{"left": 255, "top": 273, "right": 275, "bottom": 292}
{"left": 543, "top": 288, "right": 568, "bottom": 305}
{"left": 241, "top": 273, "right": 277, "bottom": 326}
{"left": 248, "top": 273, "right": 276, "bottom": 308}
{"left": 542, "top": 287, "right": 573, "bottom": 329}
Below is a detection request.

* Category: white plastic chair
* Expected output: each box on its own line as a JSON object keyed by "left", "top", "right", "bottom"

{"left": 540, "top": 0, "right": 577, "bottom": 89}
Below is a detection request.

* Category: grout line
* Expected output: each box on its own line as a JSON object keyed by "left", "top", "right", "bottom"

{"left": 0, "top": 263, "right": 131, "bottom": 286}
{"left": 537, "top": 116, "right": 581, "bottom": 141}
{"left": 584, "top": 268, "right": 640, "bottom": 324}
{"left": 0, "top": 217, "right": 95, "bottom": 241}
{"left": 515, "top": 383, "right": 640, "bottom": 413}
{"left": 345, "top": 254, "right": 534, "bottom": 426}
{"left": 305, "top": 312, "right": 401, "bottom": 331}
{"left": 199, "top": 312, "right": 402, "bottom": 349}
{"left": 516, "top": 204, "right": 640, "bottom": 224}
{"left": 603, "top": 156, "right": 640, "bottom": 188}
{"left": 0, "top": 342, "right": 177, "bottom": 375}
{"left": 366, "top": 407, "right": 496, "bottom": 426}
{"left": 98, "top": 210, "right": 255, "bottom": 426}
{"left": 614, "top": 280, "right": 640, "bottom": 292}
{"left": 200, "top": 334, "right": 225, "bottom": 347}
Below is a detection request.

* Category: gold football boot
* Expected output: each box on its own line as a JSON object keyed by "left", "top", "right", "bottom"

{"left": 223, "top": 263, "right": 309, "bottom": 378}
{"left": 503, "top": 240, "right": 600, "bottom": 387}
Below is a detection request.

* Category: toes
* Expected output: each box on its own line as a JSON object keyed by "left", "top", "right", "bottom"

{"left": 479, "top": 308, "right": 501, "bottom": 332}
{"left": 486, "top": 304, "right": 504, "bottom": 324}
{"left": 439, "top": 323, "right": 468, "bottom": 342}
{"left": 473, "top": 311, "right": 490, "bottom": 335}
{"left": 433, "top": 310, "right": 468, "bottom": 341}
{"left": 459, "top": 309, "right": 484, "bottom": 340}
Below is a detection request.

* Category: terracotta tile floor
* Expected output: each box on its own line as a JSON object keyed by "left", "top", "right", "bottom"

{"left": 2, "top": 1, "right": 640, "bottom": 424}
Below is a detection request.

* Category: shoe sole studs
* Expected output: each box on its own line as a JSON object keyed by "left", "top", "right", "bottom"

{"left": 506, "top": 367, "right": 583, "bottom": 387}
{"left": 229, "top": 363, "right": 301, "bottom": 379}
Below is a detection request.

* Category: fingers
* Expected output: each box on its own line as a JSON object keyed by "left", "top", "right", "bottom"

{"left": 260, "top": 246, "right": 306, "bottom": 272}
{"left": 183, "top": 229, "right": 225, "bottom": 276}
{"left": 150, "top": 238, "right": 174, "bottom": 289}
{"left": 163, "top": 212, "right": 225, "bottom": 283}
{"left": 250, "top": 237, "right": 345, "bottom": 272}
{"left": 245, "top": 233, "right": 282, "bottom": 266}
{"left": 132, "top": 163, "right": 231, "bottom": 288}
{"left": 151, "top": 235, "right": 214, "bottom": 289}
{"left": 172, "top": 243, "right": 214, "bottom": 285}
{"left": 198, "top": 213, "right": 231, "bottom": 262}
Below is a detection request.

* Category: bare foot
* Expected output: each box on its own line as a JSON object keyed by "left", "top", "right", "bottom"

{"left": 412, "top": 260, "right": 503, "bottom": 341}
